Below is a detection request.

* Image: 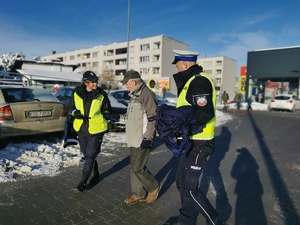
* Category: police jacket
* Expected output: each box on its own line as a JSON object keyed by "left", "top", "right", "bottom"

{"left": 173, "top": 65, "right": 215, "bottom": 126}
{"left": 69, "top": 84, "right": 112, "bottom": 135}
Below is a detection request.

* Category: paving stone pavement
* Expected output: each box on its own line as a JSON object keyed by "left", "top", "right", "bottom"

{"left": 0, "top": 111, "right": 300, "bottom": 225}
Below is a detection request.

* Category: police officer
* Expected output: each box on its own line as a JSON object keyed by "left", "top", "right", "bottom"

{"left": 171, "top": 50, "right": 225, "bottom": 225}
{"left": 69, "top": 71, "right": 112, "bottom": 191}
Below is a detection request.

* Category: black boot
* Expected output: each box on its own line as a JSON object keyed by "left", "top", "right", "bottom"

{"left": 76, "top": 174, "right": 89, "bottom": 191}
{"left": 90, "top": 160, "right": 100, "bottom": 184}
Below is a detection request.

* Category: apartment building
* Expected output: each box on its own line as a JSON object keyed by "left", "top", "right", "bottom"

{"left": 41, "top": 35, "right": 188, "bottom": 93}
{"left": 197, "top": 56, "right": 237, "bottom": 102}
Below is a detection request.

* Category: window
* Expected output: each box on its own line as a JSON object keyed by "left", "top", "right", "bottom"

{"left": 204, "top": 70, "right": 212, "bottom": 75}
{"left": 215, "top": 60, "right": 222, "bottom": 66}
{"left": 216, "top": 69, "right": 222, "bottom": 74}
{"left": 92, "top": 62, "right": 99, "bottom": 67}
{"left": 77, "top": 54, "right": 81, "bottom": 58}
{"left": 116, "top": 59, "right": 127, "bottom": 65}
{"left": 139, "top": 68, "right": 149, "bottom": 74}
{"left": 153, "top": 55, "right": 160, "bottom": 62}
{"left": 82, "top": 53, "right": 90, "bottom": 59}
{"left": 107, "top": 50, "right": 114, "bottom": 56}
{"left": 153, "top": 67, "right": 160, "bottom": 74}
{"left": 130, "top": 57, "right": 134, "bottom": 64}
{"left": 140, "top": 56, "right": 149, "bottom": 63}
{"left": 130, "top": 46, "right": 135, "bottom": 53}
{"left": 153, "top": 42, "right": 160, "bottom": 50}
{"left": 140, "top": 44, "right": 150, "bottom": 51}
{"left": 92, "top": 52, "right": 98, "bottom": 58}
{"left": 204, "top": 61, "right": 212, "bottom": 67}
{"left": 70, "top": 55, "right": 75, "bottom": 60}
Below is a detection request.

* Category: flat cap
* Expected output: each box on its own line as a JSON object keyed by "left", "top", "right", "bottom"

{"left": 172, "top": 49, "right": 199, "bottom": 64}
{"left": 83, "top": 71, "right": 98, "bottom": 82}
{"left": 121, "top": 70, "right": 141, "bottom": 84}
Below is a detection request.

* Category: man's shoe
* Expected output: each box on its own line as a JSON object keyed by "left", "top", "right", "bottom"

{"left": 124, "top": 195, "right": 146, "bottom": 204}
{"left": 147, "top": 184, "right": 161, "bottom": 203}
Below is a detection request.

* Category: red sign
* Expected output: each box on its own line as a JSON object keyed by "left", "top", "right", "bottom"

{"left": 240, "top": 66, "right": 247, "bottom": 76}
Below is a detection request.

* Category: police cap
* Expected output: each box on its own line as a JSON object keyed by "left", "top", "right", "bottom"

{"left": 172, "top": 49, "right": 199, "bottom": 64}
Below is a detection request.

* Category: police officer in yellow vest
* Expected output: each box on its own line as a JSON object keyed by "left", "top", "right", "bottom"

{"left": 69, "top": 71, "right": 112, "bottom": 192}
{"left": 171, "top": 50, "right": 225, "bottom": 225}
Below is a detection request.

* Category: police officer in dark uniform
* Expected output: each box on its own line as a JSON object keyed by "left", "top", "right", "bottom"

{"left": 170, "top": 50, "right": 226, "bottom": 225}
{"left": 69, "top": 71, "right": 112, "bottom": 191}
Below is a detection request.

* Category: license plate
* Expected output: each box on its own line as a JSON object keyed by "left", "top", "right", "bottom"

{"left": 27, "top": 110, "right": 52, "bottom": 118}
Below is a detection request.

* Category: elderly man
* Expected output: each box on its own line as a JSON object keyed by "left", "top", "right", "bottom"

{"left": 121, "top": 70, "right": 161, "bottom": 204}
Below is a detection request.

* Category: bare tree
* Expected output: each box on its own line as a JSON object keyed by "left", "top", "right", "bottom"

{"left": 99, "top": 67, "right": 115, "bottom": 90}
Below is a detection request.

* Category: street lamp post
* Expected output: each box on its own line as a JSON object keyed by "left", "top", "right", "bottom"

{"left": 126, "top": 0, "right": 131, "bottom": 71}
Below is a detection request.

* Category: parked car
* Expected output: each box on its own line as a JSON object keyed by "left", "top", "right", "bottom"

{"left": 163, "top": 91, "right": 178, "bottom": 104}
{"left": 54, "top": 87, "right": 127, "bottom": 132}
{"left": 269, "top": 94, "right": 300, "bottom": 112}
{"left": 0, "top": 85, "right": 67, "bottom": 148}
{"left": 109, "top": 90, "right": 176, "bottom": 107}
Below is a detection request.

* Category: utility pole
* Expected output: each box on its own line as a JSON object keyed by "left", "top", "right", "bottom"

{"left": 126, "top": 0, "right": 131, "bottom": 71}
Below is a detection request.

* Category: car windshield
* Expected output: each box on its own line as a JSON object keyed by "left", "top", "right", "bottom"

{"left": 2, "top": 88, "right": 59, "bottom": 103}
{"left": 274, "top": 96, "right": 290, "bottom": 100}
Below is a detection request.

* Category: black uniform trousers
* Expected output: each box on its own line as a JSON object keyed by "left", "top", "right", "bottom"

{"left": 176, "top": 145, "right": 221, "bottom": 225}
{"left": 78, "top": 132, "right": 104, "bottom": 176}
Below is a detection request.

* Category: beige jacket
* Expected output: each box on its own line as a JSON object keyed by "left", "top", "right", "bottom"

{"left": 125, "top": 82, "right": 157, "bottom": 148}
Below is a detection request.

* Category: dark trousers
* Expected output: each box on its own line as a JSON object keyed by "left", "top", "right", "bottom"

{"left": 78, "top": 132, "right": 104, "bottom": 176}
{"left": 176, "top": 148, "right": 221, "bottom": 225}
{"left": 129, "top": 147, "right": 159, "bottom": 196}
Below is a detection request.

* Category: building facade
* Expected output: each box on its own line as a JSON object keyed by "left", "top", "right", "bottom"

{"left": 246, "top": 46, "right": 300, "bottom": 103}
{"left": 197, "top": 56, "right": 237, "bottom": 102}
{"left": 41, "top": 35, "right": 188, "bottom": 94}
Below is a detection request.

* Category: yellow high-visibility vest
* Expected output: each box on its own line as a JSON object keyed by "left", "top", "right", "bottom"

{"left": 176, "top": 73, "right": 216, "bottom": 140}
{"left": 73, "top": 93, "right": 107, "bottom": 134}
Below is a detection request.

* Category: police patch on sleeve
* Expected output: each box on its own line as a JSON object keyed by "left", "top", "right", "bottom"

{"left": 193, "top": 94, "right": 208, "bottom": 107}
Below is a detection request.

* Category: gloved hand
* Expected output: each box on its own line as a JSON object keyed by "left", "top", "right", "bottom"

{"left": 140, "top": 139, "right": 152, "bottom": 149}
{"left": 103, "top": 111, "right": 110, "bottom": 121}
{"left": 72, "top": 110, "right": 83, "bottom": 119}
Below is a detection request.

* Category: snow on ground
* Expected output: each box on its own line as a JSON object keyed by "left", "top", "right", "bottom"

{"left": 0, "top": 105, "right": 268, "bottom": 183}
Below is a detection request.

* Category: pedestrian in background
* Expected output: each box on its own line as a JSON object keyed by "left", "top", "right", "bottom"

{"left": 121, "top": 70, "right": 161, "bottom": 204}
{"left": 158, "top": 50, "right": 225, "bottom": 225}
{"left": 221, "top": 91, "right": 229, "bottom": 110}
{"left": 247, "top": 96, "right": 253, "bottom": 111}
{"left": 234, "top": 92, "right": 242, "bottom": 110}
{"left": 69, "top": 71, "right": 112, "bottom": 191}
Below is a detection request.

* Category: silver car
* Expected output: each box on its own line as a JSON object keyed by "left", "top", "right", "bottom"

{"left": 0, "top": 85, "right": 66, "bottom": 148}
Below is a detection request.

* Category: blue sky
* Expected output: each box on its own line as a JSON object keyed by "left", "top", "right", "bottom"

{"left": 1, "top": 0, "right": 300, "bottom": 69}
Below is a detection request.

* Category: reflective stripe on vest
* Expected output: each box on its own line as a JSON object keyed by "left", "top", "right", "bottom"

{"left": 73, "top": 93, "right": 108, "bottom": 134}
{"left": 176, "top": 73, "right": 216, "bottom": 140}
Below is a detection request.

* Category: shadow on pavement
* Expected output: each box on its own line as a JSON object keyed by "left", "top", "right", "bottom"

{"left": 231, "top": 147, "right": 267, "bottom": 224}
{"left": 200, "top": 126, "right": 232, "bottom": 222}
{"left": 247, "top": 112, "right": 300, "bottom": 225}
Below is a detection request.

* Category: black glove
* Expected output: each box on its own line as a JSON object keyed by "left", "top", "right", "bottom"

{"left": 103, "top": 112, "right": 110, "bottom": 121}
{"left": 72, "top": 110, "right": 83, "bottom": 119}
{"left": 140, "top": 139, "right": 152, "bottom": 149}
